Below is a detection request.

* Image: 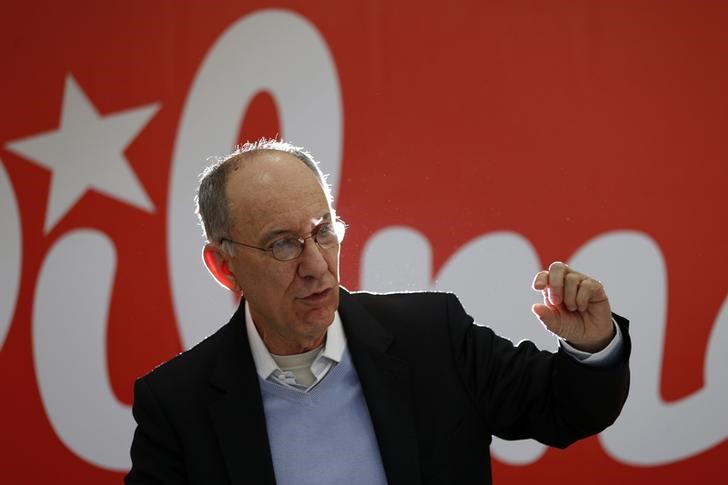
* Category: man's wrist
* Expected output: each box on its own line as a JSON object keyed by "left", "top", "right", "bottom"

{"left": 560, "top": 320, "right": 623, "bottom": 366}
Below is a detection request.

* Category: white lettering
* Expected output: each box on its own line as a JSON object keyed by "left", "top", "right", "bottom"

{"left": 168, "top": 9, "right": 343, "bottom": 349}
{"left": 33, "top": 230, "right": 132, "bottom": 471}
{"left": 573, "top": 232, "right": 728, "bottom": 465}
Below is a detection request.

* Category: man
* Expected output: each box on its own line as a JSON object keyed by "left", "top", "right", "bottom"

{"left": 126, "top": 139, "right": 630, "bottom": 484}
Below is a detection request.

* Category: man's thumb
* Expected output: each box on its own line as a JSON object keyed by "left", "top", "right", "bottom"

{"left": 532, "top": 304, "right": 559, "bottom": 333}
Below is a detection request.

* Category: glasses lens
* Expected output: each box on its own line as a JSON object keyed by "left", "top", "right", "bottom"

{"left": 271, "top": 238, "right": 303, "bottom": 261}
{"left": 269, "top": 221, "right": 347, "bottom": 260}
{"left": 315, "top": 223, "right": 340, "bottom": 249}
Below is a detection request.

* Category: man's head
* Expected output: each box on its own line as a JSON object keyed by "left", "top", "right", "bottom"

{"left": 196, "top": 139, "right": 341, "bottom": 354}
{"left": 196, "top": 139, "right": 333, "bottom": 244}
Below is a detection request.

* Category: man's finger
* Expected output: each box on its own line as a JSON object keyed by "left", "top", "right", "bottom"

{"left": 576, "top": 278, "right": 604, "bottom": 312}
{"left": 547, "top": 261, "right": 568, "bottom": 306}
{"left": 563, "top": 272, "right": 581, "bottom": 311}
{"left": 532, "top": 270, "right": 549, "bottom": 291}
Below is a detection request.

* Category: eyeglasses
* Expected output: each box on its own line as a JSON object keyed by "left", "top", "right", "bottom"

{"left": 221, "top": 220, "right": 347, "bottom": 261}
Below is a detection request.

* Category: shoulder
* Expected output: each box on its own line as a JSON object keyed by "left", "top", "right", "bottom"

{"left": 345, "top": 289, "right": 461, "bottom": 313}
{"left": 341, "top": 289, "right": 470, "bottom": 337}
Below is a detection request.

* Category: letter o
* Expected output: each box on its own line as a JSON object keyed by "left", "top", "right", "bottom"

{"left": 168, "top": 9, "right": 344, "bottom": 348}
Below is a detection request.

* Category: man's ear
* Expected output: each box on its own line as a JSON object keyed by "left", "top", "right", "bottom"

{"left": 202, "top": 244, "right": 242, "bottom": 294}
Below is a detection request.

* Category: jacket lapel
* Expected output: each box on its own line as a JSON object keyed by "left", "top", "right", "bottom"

{"left": 339, "top": 288, "right": 422, "bottom": 485}
{"left": 207, "top": 302, "right": 276, "bottom": 485}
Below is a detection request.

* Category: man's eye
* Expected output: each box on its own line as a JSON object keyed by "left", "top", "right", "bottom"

{"left": 318, "top": 223, "right": 335, "bottom": 235}
{"left": 271, "top": 238, "right": 298, "bottom": 251}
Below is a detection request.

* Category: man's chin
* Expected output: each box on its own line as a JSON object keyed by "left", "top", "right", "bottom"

{"left": 310, "top": 308, "right": 336, "bottom": 326}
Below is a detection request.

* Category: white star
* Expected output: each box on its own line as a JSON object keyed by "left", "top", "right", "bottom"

{"left": 6, "top": 75, "right": 159, "bottom": 233}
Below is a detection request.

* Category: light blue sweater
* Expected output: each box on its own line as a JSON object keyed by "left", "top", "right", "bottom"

{"left": 259, "top": 348, "right": 388, "bottom": 485}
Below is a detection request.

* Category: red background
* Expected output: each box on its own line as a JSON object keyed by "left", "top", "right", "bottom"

{"left": 1, "top": 1, "right": 726, "bottom": 483}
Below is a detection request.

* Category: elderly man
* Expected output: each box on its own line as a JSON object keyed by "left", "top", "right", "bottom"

{"left": 126, "top": 139, "right": 630, "bottom": 484}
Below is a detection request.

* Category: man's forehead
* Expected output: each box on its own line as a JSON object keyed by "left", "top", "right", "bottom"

{"left": 224, "top": 151, "right": 331, "bottom": 230}
{"left": 229, "top": 151, "right": 314, "bottom": 187}
{"left": 233, "top": 149, "right": 293, "bottom": 172}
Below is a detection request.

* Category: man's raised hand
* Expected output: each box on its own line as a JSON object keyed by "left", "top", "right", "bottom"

{"left": 532, "top": 262, "right": 614, "bottom": 352}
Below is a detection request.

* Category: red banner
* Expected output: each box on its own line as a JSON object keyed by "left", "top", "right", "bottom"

{"left": 1, "top": 1, "right": 726, "bottom": 483}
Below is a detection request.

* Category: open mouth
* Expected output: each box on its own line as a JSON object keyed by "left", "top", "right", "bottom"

{"left": 300, "top": 288, "right": 331, "bottom": 304}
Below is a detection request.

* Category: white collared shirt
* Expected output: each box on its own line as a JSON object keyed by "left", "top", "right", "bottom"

{"left": 244, "top": 301, "right": 346, "bottom": 391}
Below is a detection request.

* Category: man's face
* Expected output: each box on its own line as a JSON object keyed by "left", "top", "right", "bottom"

{"left": 223, "top": 151, "right": 340, "bottom": 354}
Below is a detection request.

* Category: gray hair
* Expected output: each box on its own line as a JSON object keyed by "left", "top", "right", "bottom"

{"left": 195, "top": 138, "right": 333, "bottom": 243}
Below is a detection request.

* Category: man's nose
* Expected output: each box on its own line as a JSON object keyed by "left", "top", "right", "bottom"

{"left": 297, "top": 237, "right": 328, "bottom": 278}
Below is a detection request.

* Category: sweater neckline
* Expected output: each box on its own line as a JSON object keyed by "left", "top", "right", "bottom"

{"left": 258, "top": 347, "right": 352, "bottom": 403}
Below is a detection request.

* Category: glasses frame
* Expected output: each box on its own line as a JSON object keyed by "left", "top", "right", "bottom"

{"left": 220, "top": 219, "right": 347, "bottom": 262}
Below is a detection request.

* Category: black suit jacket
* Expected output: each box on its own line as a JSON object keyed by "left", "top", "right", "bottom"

{"left": 126, "top": 288, "right": 630, "bottom": 484}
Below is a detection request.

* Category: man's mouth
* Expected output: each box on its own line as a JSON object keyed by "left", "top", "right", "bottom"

{"left": 299, "top": 288, "right": 332, "bottom": 304}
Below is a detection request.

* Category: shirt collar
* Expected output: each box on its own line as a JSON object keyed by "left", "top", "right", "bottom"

{"left": 244, "top": 299, "right": 346, "bottom": 380}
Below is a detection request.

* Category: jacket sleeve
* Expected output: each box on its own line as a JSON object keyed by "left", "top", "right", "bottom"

{"left": 125, "top": 377, "right": 189, "bottom": 484}
{"left": 445, "top": 293, "right": 631, "bottom": 448}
